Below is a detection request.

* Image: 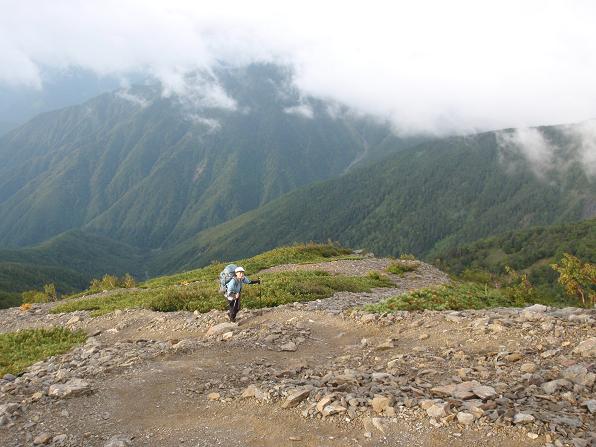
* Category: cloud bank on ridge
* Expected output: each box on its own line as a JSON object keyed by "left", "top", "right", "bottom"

{"left": 1, "top": 0, "right": 596, "bottom": 136}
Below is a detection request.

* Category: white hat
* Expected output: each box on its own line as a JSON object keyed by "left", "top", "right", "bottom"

{"left": 234, "top": 266, "right": 245, "bottom": 273}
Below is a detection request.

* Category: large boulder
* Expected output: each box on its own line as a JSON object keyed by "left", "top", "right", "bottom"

{"left": 48, "top": 378, "right": 91, "bottom": 398}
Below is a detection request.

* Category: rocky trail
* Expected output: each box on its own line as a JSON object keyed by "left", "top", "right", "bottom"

{"left": 0, "top": 259, "right": 594, "bottom": 447}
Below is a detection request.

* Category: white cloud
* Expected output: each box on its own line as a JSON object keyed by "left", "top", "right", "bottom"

{"left": 0, "top": 36, "right": 41, "bottom": 88}
{"left": 114, "top": 89, "right": 150, "bottom": 108}
{"left": 284, "top": 104, "right": 314, "bottom": 119}
{"left": 187, "top": 115, "right": 221, "bottom": 133}
{"left": 1, "top": 0, "right": 596, "bottom": 134}
{"left": 173, "top": 75, "right": 237, "bottom": 111}
{"left": 497, "top": 121, "right": 596, "bottom": 178}
{"left": 497, "top": 128, "right": 555, "bottom": 176}
{"left": 563, "top": 120, "right": 596, "bottom": 176}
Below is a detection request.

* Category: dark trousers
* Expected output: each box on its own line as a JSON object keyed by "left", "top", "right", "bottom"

{"left": 228, "top": 297, "right": 240, "bottom": 320}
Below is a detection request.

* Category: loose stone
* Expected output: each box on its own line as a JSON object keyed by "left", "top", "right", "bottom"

{"left": 457, "top": 412, "right": 475, "bottom": 425}
{"left": 513, "top": 413, "right": 535, "bottom": 424}
{"left": 282, "top": 389, "right": 311, "bottom": 408}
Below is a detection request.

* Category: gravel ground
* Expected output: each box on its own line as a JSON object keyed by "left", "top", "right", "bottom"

{"left": 1, "top": 259, "right": 594, "bottom": 447}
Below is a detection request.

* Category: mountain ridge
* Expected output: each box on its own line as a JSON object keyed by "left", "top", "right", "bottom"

{"left": 0, "top": 64, "right": 417, "bottom": 249}
{"left": 156, "top": 123, "right": 595, "bottom": 272}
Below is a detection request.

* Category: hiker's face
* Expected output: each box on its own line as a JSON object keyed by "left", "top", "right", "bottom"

{"left": 236, "top": 271, "right": 244, "bottom": 278}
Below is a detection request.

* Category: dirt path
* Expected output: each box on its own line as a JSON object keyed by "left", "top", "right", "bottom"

{"left": 1, "top": 259, "right": 594, "bottom": 447}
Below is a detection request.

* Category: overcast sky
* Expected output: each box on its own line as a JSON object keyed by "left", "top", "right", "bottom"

{"left": 1, "top": 0, "right": 595, "bottom": 134}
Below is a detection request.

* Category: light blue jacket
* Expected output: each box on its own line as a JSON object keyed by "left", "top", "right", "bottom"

{"left": 226, "top": 276, "right": 252, "bottom": 297}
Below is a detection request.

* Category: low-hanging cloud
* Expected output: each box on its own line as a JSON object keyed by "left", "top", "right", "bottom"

{"left": 496, "top": 120, "right": 596, "bottom": 178}
{"left": 1, "top": 0, "right": 596, "bottom": 135}
{"left": 187, "top": 115, "right": 221, "bottom": 134}
{"left": 172, "top": 74, "right": 237, "bottom": 111}
{"left": 284, "top": 104, "right": 314, "bottom": 119}
{"left": 497, "top": 128, "right": 555, "bottom": 177}
{"left": 563, "top": 120, "right": 596, "bottom": 177}
{"left": 114, "top": 89, "right": 150, "bottom": 108}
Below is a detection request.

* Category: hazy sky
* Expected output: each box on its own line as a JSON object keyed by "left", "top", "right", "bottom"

{"left": 1, "top": 0, "right": 596, "bottom": 134}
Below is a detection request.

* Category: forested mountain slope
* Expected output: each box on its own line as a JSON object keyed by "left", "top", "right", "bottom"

{"left": 433, "top": 218, "right": 595, "bottom": 294}
{"left": 0, "top": 64, "right": 414, "bottom": 249}
{"left": 0, "top": 230, "right": 146, "bottom": 308}
{"left": 157, "top": 124, "right": 595, "bottom": 273}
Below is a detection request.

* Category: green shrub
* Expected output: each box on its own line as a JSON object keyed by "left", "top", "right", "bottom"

{"left": 387, "top": 261, "right": 420, "bottom": 276}
{"left": 87, "top": 273, "right": 136, "bottom": 293}
{"left": 43, "top": 283, "right": 58, "bottom": 302}
{"left": 100, "top": 275, "right": 118, "bottom": 290}
{"left": 365, "top": 282, "right": 529, "bottom": 313}
{"left": 89, "top": 275, "right": 114, "bottom": 293}
{"left": 551, "top": 253, "right": 595, "bottom": 308}
{"left": 399, "top": 253, "right": 417, "bottom": 261}
{"left": 21, "top": 290, "right": 49, "bottom": 304}
{"left": 146, "top": 288, "right": 220, "bottom": 313}
{"left": 121, "top": 273, "right": 136, "bottom": 289}
{"left": 147, "top": 291, "right": 192, "bottom": 313}
{"left": 367, "top": 271, "right": 382, "bottom": 280}
{"left": 459, "top": 268, "right": 494, "bottom": 284}
{"left": 0, "top": 327, "right": 86, "bottom": 376}
{"left": 21, "top": 283, "right": 58, "bottom": 303}
{"left": 502, "top": 266, "right": 538, "bottom": 307}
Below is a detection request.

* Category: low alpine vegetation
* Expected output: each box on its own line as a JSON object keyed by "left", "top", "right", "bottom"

{"left": 364, "top": 281, "right": 542, "bottom": 313}
{"left": 143, "top": 243, "right": 357, "bottom": 288}
{"left": 63, "top": 274, "right": 137, "bottom": 300}
{"left": 89, "top": 273, "right": 136, "bottom": 292}
{"left": 0, "top": 327, "right": 86, "bottom": 376}
{"left": 52, "top": 270, "right": 392, "bottom": 316}
{"left": 21, "top": 283, "right": 58, "bottom": 303}
{"left": 386, "top": 260, "right": 420, "bottom": 276}
{"left": 551, "top": 253, "right": 595, "bottom": 308}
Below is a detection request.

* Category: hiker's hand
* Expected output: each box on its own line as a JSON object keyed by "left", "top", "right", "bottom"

{"left": 235, "top": 293, "right": 240, "bottom": 300}
{"left": 252, "top": 279, "right": 261, "bottom": 284}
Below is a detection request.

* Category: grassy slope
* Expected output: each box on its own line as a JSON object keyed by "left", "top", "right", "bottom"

{"left": 0, "top": 327, "right": 86, "bottom": 376}
{"left": 367, "top": 220, "right": 596, "bottom": 312}
{"left": 51, "top": 243, "right": 392, "bottom": 315}
{"left": 365, "top": 282, "right": 523, "bottom": 313}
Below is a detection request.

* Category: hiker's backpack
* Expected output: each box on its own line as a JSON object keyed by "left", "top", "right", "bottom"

{"left": 218, "top": 264, "right": 237, "bottom": 294}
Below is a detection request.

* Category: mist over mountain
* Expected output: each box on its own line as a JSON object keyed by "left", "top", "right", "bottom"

{"left": 0, "top": 121, "right": 17, "bottom": 136}
{"left": 0, "top": 64, "right": 416, "bottom": 249}
{"left": 0, "top": 68, "right": 125, "bottom": 127}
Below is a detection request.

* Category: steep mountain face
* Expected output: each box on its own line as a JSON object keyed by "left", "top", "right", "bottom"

{"left": 158, "top": 124, "right": 595, "bottom": 272}
{"left": 0, "top": 64, "right": 413, "bottom": 249}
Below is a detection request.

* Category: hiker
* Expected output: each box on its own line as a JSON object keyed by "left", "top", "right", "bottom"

{"left": 225, "top": 266, "right": 260, "bottom": 322}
